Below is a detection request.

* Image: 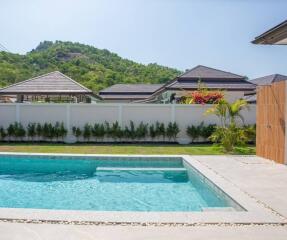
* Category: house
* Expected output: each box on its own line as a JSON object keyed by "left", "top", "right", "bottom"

{"left": 251, "top": 74, "right": 287, "bottom": 85}
{"left": 0, "top": 71, "right": 100, "bottom": 103}
{"left": 99, "top": 84, "right": 163, "bottom": 103}
{"left": 245, "top": 74, "right": 287, "bottom": 104}
{"left": 146, "top": 65, "right": 256, "bottom": 103}
{"left": 252, "top": 19, "right": 287, "bottom": 45}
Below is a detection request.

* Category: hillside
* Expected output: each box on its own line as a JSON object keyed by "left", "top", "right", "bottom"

{"left": 0, "top": 41, "right": 181, "bottom": 92}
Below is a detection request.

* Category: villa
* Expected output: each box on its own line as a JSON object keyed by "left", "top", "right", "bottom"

{"left": 148, "top": 65, "right": 256, "bottom": 103}
{"left": 99, "top": 65, "right": 256, "bottom": 103}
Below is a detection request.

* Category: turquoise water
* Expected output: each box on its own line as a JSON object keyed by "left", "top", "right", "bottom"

{"left": 0, "top": 155, "right": 241, "bottom": 212}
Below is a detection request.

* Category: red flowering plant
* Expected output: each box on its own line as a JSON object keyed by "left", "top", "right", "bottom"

{"left": 179, "top": 82, "right": 224, "bottom": 105}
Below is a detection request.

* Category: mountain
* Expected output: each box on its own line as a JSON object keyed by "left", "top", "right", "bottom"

{"left": 0, "top": 41, "right": 181, "bottom": 92}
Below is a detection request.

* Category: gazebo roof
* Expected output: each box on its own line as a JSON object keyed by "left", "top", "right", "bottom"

{"left": 0, "top": 71, "right": 93, "bottom": 95}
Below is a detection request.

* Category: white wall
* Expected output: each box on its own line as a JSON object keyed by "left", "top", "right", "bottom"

{"left": 0, "top": 103, "right": 256, "bottom": 144}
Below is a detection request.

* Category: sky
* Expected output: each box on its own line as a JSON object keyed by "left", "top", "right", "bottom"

{"left": 1, "top": 0, "right": 287, "bottom": 79}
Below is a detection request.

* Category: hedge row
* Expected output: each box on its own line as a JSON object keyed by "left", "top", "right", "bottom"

{"left": 0, "top": 121, "right": 256, "bottom": 143}
{"left": 0, "top": 122, "right": 67, "bottom": 141}
{"left": 72, "top": 121, "right": 180, "bottom": 141}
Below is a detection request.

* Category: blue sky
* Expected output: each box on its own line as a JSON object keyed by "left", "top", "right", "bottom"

{"left": 1, "top": 0, "right": 287, "bottom": 79}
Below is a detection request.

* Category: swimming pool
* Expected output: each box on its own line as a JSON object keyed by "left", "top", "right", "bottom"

{"left": 0, "top": 154, "right": 243, "bottom": 212}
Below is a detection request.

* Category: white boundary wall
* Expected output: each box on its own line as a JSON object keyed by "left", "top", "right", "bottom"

{"left": 0, "top": 103, "right": 256, "bottom": 144}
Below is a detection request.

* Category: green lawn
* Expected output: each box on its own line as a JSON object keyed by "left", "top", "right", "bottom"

{"left": 0, "top": 143, "right": 255, "bottom": 155}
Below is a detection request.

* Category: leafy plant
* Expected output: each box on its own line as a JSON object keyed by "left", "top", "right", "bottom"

{"left": 83, "top": 123, "right": 92, "bottom": 140}
{"left": 244, "top": 124, "right": 256, "bottom": 143}
{"left": 54, "top": 122, "right": 67, "bottom": 140}
{"left": 136, "top": 122, "right": 148, "bottom": 140}
{"left": 110, "top": 121, "right": 123, "bottom": 140}
{"left": 59, "top": 122, "right": 67, "bottom": 139}
{"left": 206, "top": 99, "right": 249, "bottom": 152}
{"left": 209, "top": 124, "right": 247, "bottom": 152}
{"left": 0, "top": 127, "right": 7, "bottom": 140}
{"left": 201, "top": 124, "right": 216, "bottom": 139}
{"left": 166, "top": 122, "right": 180, "bottom": 141}
{"left": 42, "top": 123, "right": 54, "bottom": 140}
{"left": 124, "top": 121, "right": 137, "bottom": 140}
{"left": 36, "top": 123, "right": 43, "bottom": 139}
{"left": 155, "top": 121, "right": 165, "bottom": 140}
{"left": 149, "top": 124, "right": 157, "bottom": 140}
{"left": 180, "top": 83, "right": 224, "bottom": 104}
{"left": 7, "top": 122, "right": 26, "bottom": 140}
{"left": 187, "top": 125, "right": 201, "bottom": 142}
{"left": 7, "top": 124, "right": 15, "bottom": 140}
{"left": 15, "top": 123, "right": 26, "bottom": 140}
{"left": 27, "top": 123, "right": 37, "bottom": 141}
{"left": 72, "top": 126, "right": 82, "bottom": 139}
{"left": 92, "top": 123, "right": 105, "bottom": 141}
{"left": 104, "top": 121, "right": 112, "bottom": 138}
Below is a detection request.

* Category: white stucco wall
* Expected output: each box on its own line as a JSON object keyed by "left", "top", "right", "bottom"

{"left": 0, "top": 103, "right": 256, "bottom": 143}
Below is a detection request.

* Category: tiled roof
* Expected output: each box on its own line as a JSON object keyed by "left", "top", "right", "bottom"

{"left": 166, "top": 81, "right": 256, "bottom": 91}
{"left": 178, "top": 65, "right": 245, "bottom": 80}
{"left": 250, "top": 74, "right": 287, "bottom": 85}
{"left": 99, "top": 84, "right": 163, "bottom": 93}
{"left": 163, "top": 65, "right": 255, "bottom": 91}
{"left": 99, "top": 94, "right": 152, "bottom": 100}
{"left": 0, "top": 71, "right": 93, "bottom": 94}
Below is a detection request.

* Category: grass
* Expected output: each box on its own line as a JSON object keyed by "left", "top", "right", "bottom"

{"left": 0, "top": 143, "right": 255, "bottom": 155}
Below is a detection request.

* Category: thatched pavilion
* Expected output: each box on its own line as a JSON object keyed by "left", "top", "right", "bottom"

{"left": 0, "top": 71, "right": 101, "bottom": 103}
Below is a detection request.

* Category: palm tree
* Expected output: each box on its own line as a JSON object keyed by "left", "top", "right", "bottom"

{"left": 206, "top": 99, "right": 248, "bottom": 127}
{"left": 205, "top": 99, "right": 249, "bottom": 152}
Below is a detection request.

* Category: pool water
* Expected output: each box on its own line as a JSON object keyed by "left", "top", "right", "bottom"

{"left": 0, "top": 155, "right": 242, "bottom": 212}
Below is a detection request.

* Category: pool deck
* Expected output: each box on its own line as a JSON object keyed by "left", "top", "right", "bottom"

{"left": 0, "top": 154, "right": 287, "bottom": 239}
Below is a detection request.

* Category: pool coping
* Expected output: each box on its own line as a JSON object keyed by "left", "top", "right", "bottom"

{"left": 0, "top": 152, "right": 284, "bottom": 225}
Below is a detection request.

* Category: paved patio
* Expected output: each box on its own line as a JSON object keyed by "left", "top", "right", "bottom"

{"left": 1, "top": 155, "right": 287, "bottom": 239}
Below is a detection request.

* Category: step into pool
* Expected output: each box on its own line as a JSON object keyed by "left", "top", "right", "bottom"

{"left": 0, "top": 155, "right": 243, "bottom": 212}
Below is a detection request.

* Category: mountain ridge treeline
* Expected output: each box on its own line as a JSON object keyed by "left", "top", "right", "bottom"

{"left": 0, "top": 41, "right": 181, "bottom": 91}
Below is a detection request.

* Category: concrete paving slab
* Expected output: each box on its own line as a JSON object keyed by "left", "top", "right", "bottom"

{"left": 0, "top": 223, "right": 287, "bottom": 240}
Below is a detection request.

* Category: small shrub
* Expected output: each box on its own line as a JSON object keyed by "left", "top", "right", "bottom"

{"left": 15, "top": 123, "right": 26, "bottom": 140}
{"left": 136, "top": 122, "right": 148, "bottom": 140}
{"left": 72, "top": 126, "right": 82, "bottom": 139}
{"left": 166, "top": 122, "right": 180, "bottom": 141}
{"left": 36, "top": 123, "right": 43, "bottom": 138}
{"left": 111, "top": 121, "right": 123, "bottom": 140}
{"left": 42, "top": 123, "right": 54, "bottom": 140}
{"left": 92, "top": 123, "right": 105, "bottom": 141}
{"left": 201, "top": 123, "right": 216, "bottom": 139}
{"left": 124, "top": 121, "right": 136, "bottom": 140}
{"left": 104, "top": 121, "right": 112, "bottom": 138}
{"left": 0, "top": 127, "right": 7, "bottom": 140}
{"left": 59, "top": 122, "right": 67, "bottom": 139}
{"left": 27, "top": 123, "right": 37, "bottom": 141}
{"left": 155, "top": 121, "right": 165, "bottom": 140}
{"left": 187, "top": 125, "right": 201, "bottom": 142}
{"left": 7, "top": 122, "right": 26, "bottom": 140}
{"left": 244, "top": 124, "right": 256, "bottom": 143}
{"left": 7, "top": 123, "right": 16, "bottom": 140}
{"left": 83, "top": 123, "right": 92, "bottom": 140}
{"left": 209, "top": 124, "right": 247, "bottom": 153}
{"left": 149, "top": 124, "right": 157, "bottom": 140}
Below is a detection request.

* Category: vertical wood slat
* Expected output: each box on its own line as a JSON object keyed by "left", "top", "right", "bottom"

{"left": 256, "top": 81, "right": 286, "bottom": 164}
